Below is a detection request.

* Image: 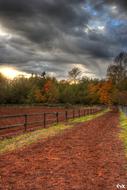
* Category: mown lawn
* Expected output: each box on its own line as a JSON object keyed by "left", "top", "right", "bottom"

{"left": 0, "top": 109, "right": 108, "bottom": 154}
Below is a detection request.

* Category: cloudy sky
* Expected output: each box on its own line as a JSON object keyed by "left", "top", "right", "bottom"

{"left": 0, "top": 0, "right": 127, "bottom": 79}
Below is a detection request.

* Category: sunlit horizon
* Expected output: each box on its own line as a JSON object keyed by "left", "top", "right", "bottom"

{"left": 0, "top": 66, "right": 30, "bottom": 79}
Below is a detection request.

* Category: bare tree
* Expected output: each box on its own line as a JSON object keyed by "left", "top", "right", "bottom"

{"left": 41, "top": 71, "right": 46, "bottom": 78}
{"left": 68, "top": 67, "right": 81, "bottom": 83}
{"left": 107, "top": 51, "right": 127, "bottom": 84}
{"left": 115, "top": 51, "right": 127, "bottom": 67}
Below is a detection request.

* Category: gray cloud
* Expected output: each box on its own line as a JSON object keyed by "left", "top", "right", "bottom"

{"left": 0, "top": 0, "right": 127, "bottom": 78}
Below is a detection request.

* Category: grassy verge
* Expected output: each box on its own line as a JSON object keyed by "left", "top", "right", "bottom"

{"left": 119, "top": 112, "right": 127, "bottom": 157}
{"left": 69, "top": 109, "right": 109, "bottom": 124}
{"left": 0, "top": 109, "right": 108, "bottom": 154}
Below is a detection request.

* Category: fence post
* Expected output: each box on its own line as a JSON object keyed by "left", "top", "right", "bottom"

{"left": 79, "top": 110, "right": 80, "bottom": 117}
{"left": 56, "top": 112, "right": 59, "bottom": 124}
{"left": 84, "top": 109, "right": 85, "bottom": 116}
{"left": 73, "top": 110, "right": 75, "bottom": 119}
{"left": 44, "top": 113, "right": 46, "bottom": 128}
{"left": 65, "top": 111, "right": 68, "bottom": 121}
{"left": 80, "top": 110, "right": 82, "bottom": 117}
{"left": 24, "top": 114, "right": 27, "bottom": 131}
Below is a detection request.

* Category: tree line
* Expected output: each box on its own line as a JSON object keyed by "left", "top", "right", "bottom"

{"left": 0, "top": 51, "right": 127, "bottom": 106}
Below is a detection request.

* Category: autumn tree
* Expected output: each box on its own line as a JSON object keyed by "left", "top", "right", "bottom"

{"left": 43, "top": 79, "right": 59, "bottom": 103}
{"left": 99, "top": 80, "right": 114, "bottom": 105}
{"left": 0, "top": 73, "right": 9, "bottom": 103}
{"left": 88, "top": 80, "right": 114, "bottom": 105}
{"left": 34, "top": 88, "right": 44, "bottom": 103}
{"left": 113, "top": 91, "right": 127, "bottom": 105}
{"left": 9, "top": 76, "right": 31, "bottom": 104}
{"left": 88, "top": 81, "right": 100, "bottom": 104}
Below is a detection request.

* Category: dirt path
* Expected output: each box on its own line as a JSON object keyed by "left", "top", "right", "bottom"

{"left": 0, "top": 112, "right": 127, "bottom": 190}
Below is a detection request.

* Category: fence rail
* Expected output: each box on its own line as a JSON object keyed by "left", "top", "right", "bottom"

{"left": 0, "top": 108, "right": 103, "bottom": 135}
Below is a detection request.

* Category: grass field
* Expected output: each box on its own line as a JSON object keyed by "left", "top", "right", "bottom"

{"left": 120, "top": 112, "right": 127, "bottom": 157}
{"left": 0, "top": 109, "right": 108, "bottom": 154}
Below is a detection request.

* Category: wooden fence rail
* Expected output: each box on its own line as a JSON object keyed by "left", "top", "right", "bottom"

{"left": 0, "top": 108, "right": 103, "bottom": 133}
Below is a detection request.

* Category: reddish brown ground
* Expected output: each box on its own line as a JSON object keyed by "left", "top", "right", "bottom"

{"left": 0, "top": 106, "right": 67, "bottom": 115}
{"left": 0, "top": 111, "right": 127, "bottom": 190}
{"left": 0, "top": 106, "right": 89, "bottom": 138}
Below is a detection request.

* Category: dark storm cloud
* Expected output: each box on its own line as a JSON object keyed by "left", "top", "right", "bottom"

{"left": 0, "top": 0, "right": 127, "bottom": 78}
{"left": 107, "top": 0, "right": 127, "bottom": 8}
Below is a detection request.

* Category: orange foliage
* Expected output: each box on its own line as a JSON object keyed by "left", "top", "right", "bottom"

{"left": 89, "top": 83, "right": 100, "bottom": 95}
{"left": 88, "top": 80, "right": 114, "bottom": 105}
{"left": 44, "top": 80, "right": 53, "bottom": 93}
{"left": 43, "top": 80, "right": 59, "bottom": 103}
{"left": 99, "top": 80, "right": 113, "bottom": 105}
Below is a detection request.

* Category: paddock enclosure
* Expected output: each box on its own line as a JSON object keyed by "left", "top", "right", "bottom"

{"left": 0, "top": 106, "right": 102, "bottom": 138}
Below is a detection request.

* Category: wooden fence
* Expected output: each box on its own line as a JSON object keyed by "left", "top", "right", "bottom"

{"left": 0, "top": 107, "right": 103, "bottom": 136}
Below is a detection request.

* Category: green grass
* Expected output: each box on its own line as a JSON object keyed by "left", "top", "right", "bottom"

{"left": 0, "top": 109, "right": 109, "bottom": 154}
{"left": 119, "top": 112, "right": 127, "bottom": 157}
{"left": 69, "top": 109, "right": 109, "bottom": 123}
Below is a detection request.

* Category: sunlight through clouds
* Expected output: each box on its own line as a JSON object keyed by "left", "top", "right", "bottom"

{"left": 0, "top": 24, "right": 11, "bottom": 39}
{"left": 0, "top": 66, "right": 30, "bottom": 79}
{"left": 0, "top": 0, "right": 126, "bottom": 78}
